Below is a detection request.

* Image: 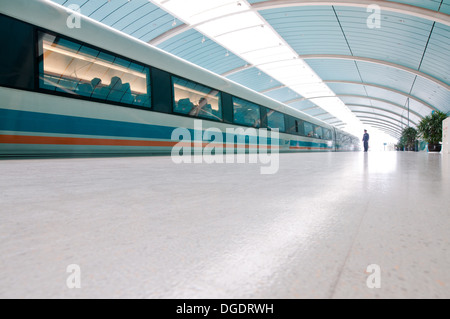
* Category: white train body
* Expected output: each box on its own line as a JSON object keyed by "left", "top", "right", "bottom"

{"left": 0, "top": 0, "right": 359, "bottom": 157}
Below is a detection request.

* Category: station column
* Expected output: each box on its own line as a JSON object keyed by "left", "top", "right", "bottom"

{"left": 443, "top": 118, "right": 450, "bottom": 154}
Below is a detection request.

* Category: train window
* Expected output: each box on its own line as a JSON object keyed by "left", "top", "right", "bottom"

{"left": 232, "top": 97, "right": 261, "bottom": 128}
{"left": 267, "top": 110, "right": 286, "bottom": 132}
{"left": 323, "top": 128, "right": 332, "bottom": 140}
{"left": 289, "top": 117, "right": 300, "bottom": 134}
{"left": 304, "top": 122, "right": 314, "bottom": 138}
{"left": 38, "top": 32, "right": 151, "bottom": 108}
{"left": 172, "top": 76, "right": 222, "bottom": 121}
{"left": 0, "top": 14, "right": 35, "bottom": 90}
{"left": 314, "top": 126, "right": 323, "bottom": 139}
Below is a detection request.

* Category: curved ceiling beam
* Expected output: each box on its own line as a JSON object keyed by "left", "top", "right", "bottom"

{"left": 371, "top": 124, "right": 403, "bottom": 136}
{"left": 360, "top": 119, "right": 403, "bottom": 133}
{"left": 311, "top": 112, "right": 332, "bottom": 118}
{"left": 338, "top": 95, "right": 425, "bottom": 120}
{"left": 149, "top": 23, "right": 189, "bottom": 46}
{"left": 221, "top": 64, "right": 253, "bottom": 77}
{"left": 314, "top": 114, "right": 400, "bottom": 132}
{"left": 372, "top": 127, "right": 401, "bottom": 138}
{"left": 149, "top": 0, "right": 450, "bottom": 45}
{"left": 362, "top": 125, "right": 402, "bottom": 139}
{"left": 300, "top": 55, "right": 449, "bottom": 90}
{"left": 261, "top": 81, "right": 436, "bottom": 111}
{"left": 368, "top": 125, "right": 401, "bottom": 134}
{"left": 365, "top": 125, "right": 402, "bottom": 138}
{"left": 325, "top": 119, "right": 345, "bottom": 125}
{"left": 332, "top": 121, "right": 400, "bottom": 137}
{"left": 251, "top": 0, "right": 450, "bottom": 26}
{"left": 261, "top": 85, "right": 285, "bottom": 94}
{"left": 318, "top": 115, "right": 344, "bottom": 123}
{"left": 317, "top": 115, "right": 343, "bottom": 122}
{"left": 323, "top": 81, "right": 437, "bottom": 111}
{"left": 358, "top": 117, "right": 404, "bottom": 131}
{"left": 286, "top": 95, "right": 425, "bottom": 119}
{"left": 149, "top": 8, "right": 260, "bottom": 45}
{"left": 353, "top": 111, "right": 411, "bottom": 128}
{"left": 223, "top": 58, "right": 446, "bottom": 108}
{"left": 346, "top": 104, "right": 419, "bottom": 126}
{"left": 314, "top": 113, "right": 363, "bottom": 127}
{"left": 380, "top": 128, "right": 401, "bottom": 135}
{"left": 299, "top": 105, "right": 321, "bottom": 112}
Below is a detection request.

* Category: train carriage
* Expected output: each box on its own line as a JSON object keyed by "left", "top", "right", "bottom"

{"left": 0, "top": 0, "right": 360, "bottom": 158}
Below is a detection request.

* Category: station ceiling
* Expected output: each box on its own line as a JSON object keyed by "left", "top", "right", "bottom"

{"left": 51, "top": 0, "right": 450, "bottom": 140}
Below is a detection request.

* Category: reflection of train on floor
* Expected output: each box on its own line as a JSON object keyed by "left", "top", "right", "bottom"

{"left": 0, "top": 0, "right": 360, "bottom": 158}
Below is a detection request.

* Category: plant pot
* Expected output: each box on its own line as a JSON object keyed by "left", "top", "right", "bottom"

{"left": 428, "top": 144, "right": 442, "bottom": 152}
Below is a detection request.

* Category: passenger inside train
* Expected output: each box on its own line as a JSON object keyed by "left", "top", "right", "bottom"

{"left": 315, "top": 127, "right": 323, "bottom": 139}
{"left": 91, "top": 78, "right": 103, "bottom": 99}
{"left": 175, "top": 98, "right": 194, "bottom": 113}
{"left": 189, "top": 97, "right": 209, "bottom": 117}
{"left": 74, "top": 76, "right": 134, "bottom": 104}
{"left": 244, "top": 112, "right": 261, "bottom": 128}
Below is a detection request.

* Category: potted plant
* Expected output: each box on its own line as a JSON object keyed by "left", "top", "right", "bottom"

{"left": 396, "top": 139, "right": 405, "bottom": 151}
{"left": 401, "top": 127, "right": 418, "bottom": 151}
{"left": 417, "top": 111, "right": 449, "bottom": 152}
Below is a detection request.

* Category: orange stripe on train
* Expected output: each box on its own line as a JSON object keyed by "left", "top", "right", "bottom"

{"left": 0, "top": 135, "right": 279, "bottom": 149}
{"left": 0, "top": 135, "right": 178, "bottom": 147}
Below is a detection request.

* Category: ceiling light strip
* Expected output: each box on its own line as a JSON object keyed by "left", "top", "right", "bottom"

{"left": 150, "top": 0, "right": 363, "bottom": 133}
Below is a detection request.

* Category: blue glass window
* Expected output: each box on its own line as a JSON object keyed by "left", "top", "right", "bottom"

{"left": 232, "top": 97, "right": 261, "bottom": 128}
{"left": 172, "top": 76, "right": 222, "bottom": 121}
{"left": 304, "top": 122, "right": 314, "bottom": 137}
{"left": 38, "top": 32, "right": 151, "bottom": 108}
{"left": 314, "top": 126, "right": 323, "bottom": 139}
{"left": 267, "top": 110, "right": 285, "bottom": 132}
{"left": 323, "top": 128, "right": 332, "bottom": 140}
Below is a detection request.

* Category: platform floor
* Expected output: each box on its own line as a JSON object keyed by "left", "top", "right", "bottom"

{"left": 0, "top": 152, "right": 449, "bottom": 299}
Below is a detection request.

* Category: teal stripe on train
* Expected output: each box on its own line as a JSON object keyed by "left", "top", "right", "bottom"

{"left": 0, "top": 109, "right": 292, "bottom": 146}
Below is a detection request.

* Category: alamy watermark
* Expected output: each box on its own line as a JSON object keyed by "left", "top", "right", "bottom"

{"left": 367, "top": 4, "right": 381, "bottom": 29}
{"left": 64, "top": 4, "right": 381, "bottom": 34}
{"left": 366, "top": 264, "right": 381, "bottom": 289}
{"left": 66, "top": 4, "right": 82, "bottom": 29}
{"left": 171, "top": 120, "right": 280, "bottom": 175}
{"left": 66, "top": 264, "right": 81, "bottom": 289}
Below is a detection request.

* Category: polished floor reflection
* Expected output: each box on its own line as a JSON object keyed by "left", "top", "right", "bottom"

{"left": 0, "top": 152, "right": 449, "bottom": 298}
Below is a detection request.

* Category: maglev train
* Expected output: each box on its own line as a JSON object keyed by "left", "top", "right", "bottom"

{"left": 0, "top": 0, "right": 360, "bottom": 158}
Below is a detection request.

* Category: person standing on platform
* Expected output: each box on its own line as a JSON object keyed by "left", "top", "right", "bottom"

{"left": 363, "top": 130, "right": 370, "bottom": 152}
